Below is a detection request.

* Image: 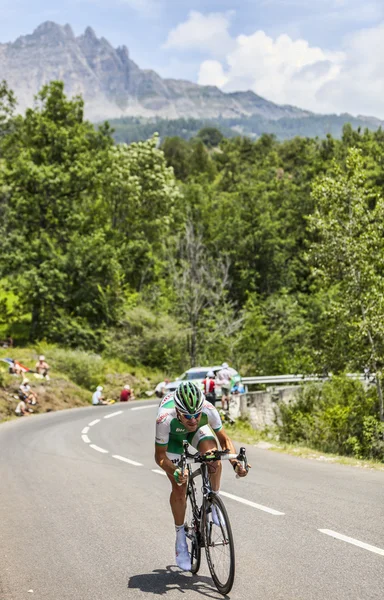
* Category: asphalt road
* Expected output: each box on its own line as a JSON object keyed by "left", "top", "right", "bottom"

{"left": 0, "top": 401, "right": 383, "bottom": 600}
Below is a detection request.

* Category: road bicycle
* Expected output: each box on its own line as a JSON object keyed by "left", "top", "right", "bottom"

{"left": 178, "top": 441, "right": 249, "bottom": 595}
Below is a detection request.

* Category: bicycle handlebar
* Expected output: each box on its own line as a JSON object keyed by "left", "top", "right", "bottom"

{"left": 178, "top": 440, "right": 250, "bottom": 475}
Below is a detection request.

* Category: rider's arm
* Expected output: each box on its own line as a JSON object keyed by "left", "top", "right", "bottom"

{"left": 216, "top": 427, "right": 247, "bottom": 475}
{"left": 216, "top": 427, "right": 237, "bottom": 459}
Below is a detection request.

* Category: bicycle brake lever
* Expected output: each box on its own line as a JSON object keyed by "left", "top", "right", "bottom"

{"left": 235, "top": 447, "right": 249, "bottom": 478}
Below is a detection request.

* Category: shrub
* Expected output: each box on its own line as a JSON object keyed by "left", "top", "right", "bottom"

{"left": 39, "top": 346, "right": 104, "bottom": 390}
{"left": 105, "top": 306, "right": 187, "bottom": 373}
{"left": 279, "top": 377, "right": 383, "bottom": 460}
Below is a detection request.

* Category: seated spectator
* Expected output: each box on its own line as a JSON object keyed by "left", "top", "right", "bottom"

{"left": 120, "top": 384, "right": 135, "bottom": 402}
{"left": 202, "top": 370, "right": 216, "bottom": 406}
{"left": 35, "top": 355, "right": 50, "bottom": 379}
{"left": 19, "top": 378, "right": 38, "bottom": 405}
{"left": 9, "top": 360, "right": 22, "bottom": 376}
{"left": 15, "top": 399, "right": 30, "bottom": 416}
{"left": 155, "top": 378, "right": 170, "bottom": 399}
{"left": 92, "top": 386, "right": 107, "bottom": 406}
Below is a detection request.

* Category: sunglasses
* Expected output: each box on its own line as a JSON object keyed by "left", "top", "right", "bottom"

{"left": 183, "top": 412, "right": 202, "bottom": 420}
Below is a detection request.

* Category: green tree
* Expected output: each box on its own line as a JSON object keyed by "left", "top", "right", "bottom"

{"left": 189, "top": 139, "right": 216, "bottom": 180}
{"left": 196, "top": 126, "right": 224, "bottom": 148}
{"left": 0, "top": 80, "right": 16, "bottom": 142}
{"left": 0, "top": 81, "right": 116, "bottom": 342}
{"left": 162, "top": 136, "right": 191, "bottom": 181}
{"left": 101, "top": 136, "right": 180, "bottom": 292}
{"left": 309, "top": 148, "right": 384, "bottom": 421}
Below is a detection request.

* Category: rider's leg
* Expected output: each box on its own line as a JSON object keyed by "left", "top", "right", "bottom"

{"left": 197, "top": 438, "right": 222, "bottom": 492}
{"left": 196, "top": 438, "right": 223, "bottom": 526}
{"left": 167, "top": 475, "right": 188, "bottom": 525}
{"left": 167, "top": 474, "right": 190, "bottom": 570}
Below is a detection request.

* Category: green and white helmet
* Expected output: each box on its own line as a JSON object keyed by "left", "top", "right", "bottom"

{"left": 174, "top": 381, "right": 204, "bottom": 415}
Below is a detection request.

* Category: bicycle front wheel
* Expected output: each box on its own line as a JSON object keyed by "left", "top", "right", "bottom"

{"left": 204, "top": 494, "right": 235, "bottom": 595}
{"left": 185, "top": 487, "right": 201, "bottom": 574}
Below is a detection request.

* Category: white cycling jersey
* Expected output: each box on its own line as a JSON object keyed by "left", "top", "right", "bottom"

{"left": 155, "top": 393, "right": 222, "bottom": 454}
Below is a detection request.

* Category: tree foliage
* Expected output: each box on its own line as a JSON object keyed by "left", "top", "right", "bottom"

{"left": 1, "top": 79, "right": 384, "bottom": 425}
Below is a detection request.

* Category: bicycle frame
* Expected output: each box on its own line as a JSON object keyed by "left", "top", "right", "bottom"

{"left": 181, "top": 442, "right": 249, "bottom": 594}
{"left": 182, "top": 442, "right": 248, "bottom": 547}
{"left": 186, "top": 461, "right": 213, "bottom": 547}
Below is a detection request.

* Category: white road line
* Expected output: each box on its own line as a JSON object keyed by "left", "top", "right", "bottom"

{"left": 82, "top": 426, "right": 90, "bottom": 434}
{"left": 131, "top": 405, "right": 157, "bottom": 411}
{"left": 152, "top": 469, "right": 166, "bottom": 476}
{"left": 319, "top": 529, "right": 384, "bottom": 557}
{"left": 104, "top": 411, "right": 123, "bottom": 419}
{"left": 112, "top": 455, "right": 143, "bottom": 466}
{"left": 90, "top": 444, "right": 109, "bottom": 454}
{"left": 220, "top": 491, "right": 285, "bottom": 516}
{"left": 82, "top": 434, "right": 91, "bottom": 444}
{"left": 88, "top": 419, "right": 100, "bottom": 427}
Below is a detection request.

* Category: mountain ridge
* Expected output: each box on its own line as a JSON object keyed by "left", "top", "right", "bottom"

{"left": 0, "top": 21, "right": 313, "bottom": 122}
{"left": 0, "top": 21, "right": 383, "bottom": 138}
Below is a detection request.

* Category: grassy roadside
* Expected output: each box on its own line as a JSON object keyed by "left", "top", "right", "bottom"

{"left": 225, "top": 418, "right": 384, "bottom": 472}
{"left": 0, "top": 344, "right": 163, "bottom": 422}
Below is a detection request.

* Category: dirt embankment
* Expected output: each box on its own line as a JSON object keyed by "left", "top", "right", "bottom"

{"left": 0, "top": 346, "right": 162, "bottom": 422}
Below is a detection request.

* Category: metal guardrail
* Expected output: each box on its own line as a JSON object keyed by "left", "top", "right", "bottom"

{"left": 241, "top": 373, "right": 371, "bottom": 385}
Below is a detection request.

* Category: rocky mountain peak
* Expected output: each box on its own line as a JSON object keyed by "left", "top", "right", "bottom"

{"left": 83, "top": 26, "right": 97, "bottom": 40}
{"left": 0, "top": 21, "right": 313, "bottom": 122}
{"left": 31, "top": 21, "right": 74, "bottom": 41}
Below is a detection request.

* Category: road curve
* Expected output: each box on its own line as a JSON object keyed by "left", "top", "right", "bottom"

{"left": 0, "top": 401, "right": 383, "bottom": 600}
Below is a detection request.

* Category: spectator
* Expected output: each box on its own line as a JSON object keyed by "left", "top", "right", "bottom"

{"left": 15, "top": 399, "right": 30, "bottom": 416}
{"left": 216, "top": 362, "right": 232, "bottom": 411}
{"left": 9, "top": 360, "right": 22, "bottom": 376}
{"left": 120, "top": 384, "right": 135, "bottom": 402}
{"left": 19, "top": 378, "right": 38, "bottom": 405}
{"left": 155, "top": 378, "right": 170, "bottom": 399}
{"left": 202, "top": 370, "right": 216, "bottom": 406}
{"left": 231, "top": 380, "right": 245, "bottom": 395}
{"left": 92, "top": 386, "right": 106, "bottom": 406}
{"left": 35, "top": 355, "right": 50, "bottom": 379}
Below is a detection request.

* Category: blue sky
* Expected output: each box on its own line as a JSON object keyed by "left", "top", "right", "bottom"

{"left": 1, "top": 0, "right": 384, "bottom": 117}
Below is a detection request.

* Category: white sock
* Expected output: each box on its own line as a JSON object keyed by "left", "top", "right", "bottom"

{"left": 175, "top": 524, "right": 187, "bottom": 551}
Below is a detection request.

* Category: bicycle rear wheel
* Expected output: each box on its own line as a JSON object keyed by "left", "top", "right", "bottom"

{"left": 204, "top": 494, "right": 235, "bottom": 595}
{"left": 185, "top": 486, "right": 201, "bottom": 574}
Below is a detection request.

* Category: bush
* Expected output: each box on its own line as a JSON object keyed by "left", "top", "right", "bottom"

{"left": 279, "top": 377, "right": 384, "bottom": 460}
{"left": 39, "top": 346, "right": 104, "bottom": 390}
{"left": 105, "top": 306, "right": 187, "bottom": 373}
{"left": 45, "top": 315, "right": 103, "bottom": 351}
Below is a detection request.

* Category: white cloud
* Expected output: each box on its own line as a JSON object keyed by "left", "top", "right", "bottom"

{"left": 318, "top": 23, "right": 384, "bottom": 116}
{"left": 163, "top": 10, "right": 235, "bottom": 58}
{"left": 198, "top": 60, "right": 229, "bottom": 88}
{"left": 165, "top": 11, "right": 384, "bottom": 118}
{"left": 198, "top": 30, "right": 344, "bottom": 114}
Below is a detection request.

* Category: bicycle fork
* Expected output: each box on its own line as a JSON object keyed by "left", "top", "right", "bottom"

{"left": 203, "top": 493, "right": 230, "bottom": 549}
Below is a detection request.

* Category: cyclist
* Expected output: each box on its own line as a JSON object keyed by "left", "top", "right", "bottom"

{"left": 154, "top": 381, "right": 248, "bottom": 572}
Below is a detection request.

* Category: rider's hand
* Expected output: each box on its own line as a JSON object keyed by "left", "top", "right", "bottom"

{"left": 232, "top": 460, "right": 249, "bottom": 478}
{"left": 173, "top": 468, "right": 188, "bottom": 485}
